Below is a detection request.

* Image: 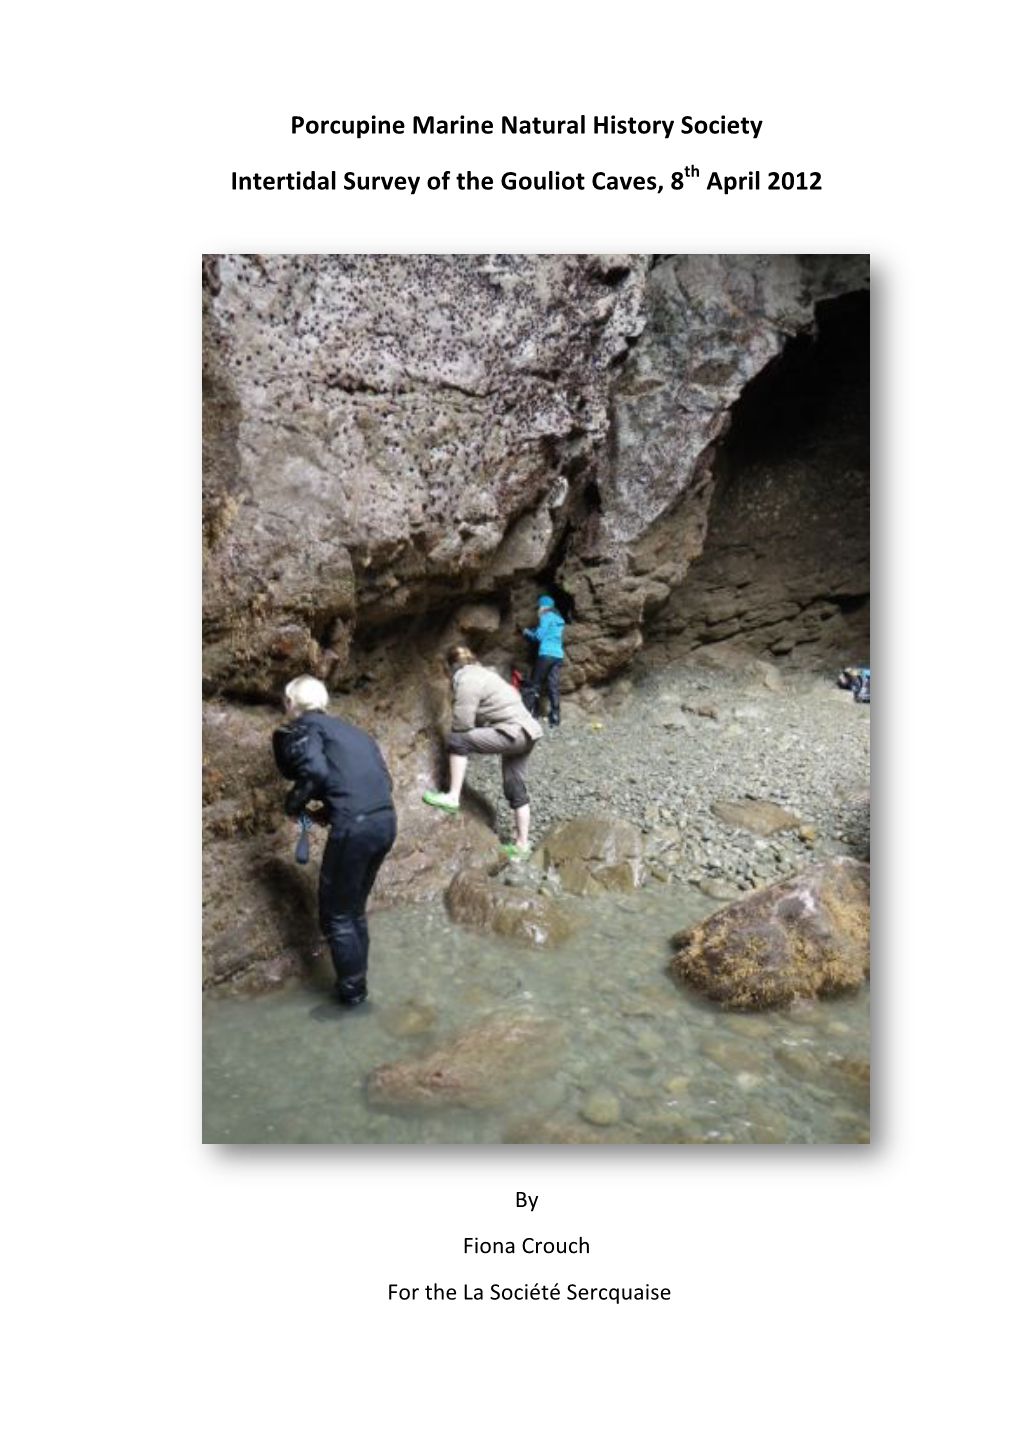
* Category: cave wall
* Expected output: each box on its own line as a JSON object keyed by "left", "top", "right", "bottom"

{"left": 644, "top": 290, "right": 870, "bottom": 662}
{"left": 203, "top": 253, "right": 869, "bottom": 699}
{"left": 202, "top": 253, "right": 647, "bottom": 699}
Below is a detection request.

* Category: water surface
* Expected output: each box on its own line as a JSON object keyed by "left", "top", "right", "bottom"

{"left": 203, "top": 883, "right": 870, "bottom": 1144}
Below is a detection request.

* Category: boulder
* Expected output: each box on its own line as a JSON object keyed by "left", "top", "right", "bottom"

{"left": 670, "top": 857, "right": 870, "bottom": 1009}
{"left": 366, "top": 1012, "right": 564, "bottom": 1110}
{"left": 451, "top": 601, "right": 502, "bottom": 638}
{"left": 384, "top": 813, "right": 503, "bottom": 908}
{"left": 445, "top": 867, "right": 577, "bottom": 948}
{"left": 538, "top": 814, "right": 645, "bottom": 894}
{"left": 711, "top": 799, "right": 801, "bottom": 835}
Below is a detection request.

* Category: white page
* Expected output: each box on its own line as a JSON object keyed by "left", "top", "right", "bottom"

{"left": 3, "top": 3, "right": 1016, "bottom": 1439}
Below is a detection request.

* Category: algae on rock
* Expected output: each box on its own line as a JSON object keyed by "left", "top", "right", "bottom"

{"left": 670, "top": 857, "right": 870, "bottom": 1009}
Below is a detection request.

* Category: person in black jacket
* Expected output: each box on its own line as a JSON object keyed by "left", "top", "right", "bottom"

{"left": 272, "top": 675, "right": 397, "bottom": 1008}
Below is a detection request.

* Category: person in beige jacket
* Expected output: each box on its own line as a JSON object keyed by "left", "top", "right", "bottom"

{"left": 423, "top": 644, "right": 543, "bottom": 859}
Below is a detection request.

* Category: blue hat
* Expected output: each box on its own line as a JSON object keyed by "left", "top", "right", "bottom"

{"left": 537, "top": 594, "right": 555, "bottom": 608}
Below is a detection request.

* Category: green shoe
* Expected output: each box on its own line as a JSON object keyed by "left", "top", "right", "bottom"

{"left": 422, "top": 790, "right": 460, "bottom": 812}
{"left": 501, "top": 842, "right": 533, "bottom": 861}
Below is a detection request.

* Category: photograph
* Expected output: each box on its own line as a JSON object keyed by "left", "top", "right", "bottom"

{"left": 202, "top": 252, "right": 871, "bottom": 1144}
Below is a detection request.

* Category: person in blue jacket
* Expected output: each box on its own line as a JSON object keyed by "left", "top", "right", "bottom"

{"left": 523, "top": 594, "right": 565, "bottom": 726}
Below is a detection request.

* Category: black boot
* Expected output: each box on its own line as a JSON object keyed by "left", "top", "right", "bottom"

{"left": 333, "top": 973, "right": 368, "bottom": 1007}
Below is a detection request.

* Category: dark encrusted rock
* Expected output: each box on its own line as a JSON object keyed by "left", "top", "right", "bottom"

{"left": 366, "top": 1012, "right": 564, "bottom": 1110}
{"left": 446, "top": 867, "right": 577, "bottom": 947}
{"left": 670, "top": 857, "right": 870, "bottom": 1009}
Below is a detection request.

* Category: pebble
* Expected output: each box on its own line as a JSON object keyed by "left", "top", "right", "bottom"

{"left": 700, "top": 1037, "right": 760, "bottom": 1070}
{"left": 580, "top": 1089, "right": 622, "bottom": 1126}
{"left": 723, "top": 1014, "right": 774, "bottom": 1039}
{"left": 773, "top": 1046, "right": 821, "bottom": 1080}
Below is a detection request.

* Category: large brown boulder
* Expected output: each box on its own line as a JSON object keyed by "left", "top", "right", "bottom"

{"left": 366, "top": 1012, "right": 565, "bottom": 1110}
{"left": 445, "top": 868, "right": 578, "bottom": 948}
{"left": 538, "top": 814, "right": 644, "bottom": 894}
{"left": 670, "top": 858, "right": 870, "bottom": 1009}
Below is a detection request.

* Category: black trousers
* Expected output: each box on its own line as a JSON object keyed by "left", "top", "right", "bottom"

{"left": 531, "top": 656, "right": 562, "bottom": 723}
{"left": 318, "top": 808, "right": 397, "bottom": 997}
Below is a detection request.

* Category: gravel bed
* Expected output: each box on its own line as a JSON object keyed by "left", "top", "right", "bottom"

{"left": 465, "top": 655, "right": 871, "bottom": 893}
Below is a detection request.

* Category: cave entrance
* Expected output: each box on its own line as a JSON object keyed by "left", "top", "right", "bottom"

{"left": 651, "top": 289, "right": 870, "bottom": 663}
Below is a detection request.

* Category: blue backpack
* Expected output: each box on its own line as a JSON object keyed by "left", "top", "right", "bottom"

{"left": 838, "top": 666, "right": 870, "bottom": 703}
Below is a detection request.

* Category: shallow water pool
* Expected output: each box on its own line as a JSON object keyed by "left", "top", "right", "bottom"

{"left": 203, "top": 882, "right": 869, "bottom": 1144}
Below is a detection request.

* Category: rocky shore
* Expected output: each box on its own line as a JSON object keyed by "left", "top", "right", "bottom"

{"left": 464, "top": 645, "right": 870, "bottom": 897}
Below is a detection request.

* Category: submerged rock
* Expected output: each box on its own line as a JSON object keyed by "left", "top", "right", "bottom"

{"left": 378, "top": 1000, "right": 438, "bottom": 1038}
{"left": 579, "top": 1089, "right": 622, "bottom": 1126}
{"left": 366, "top": 1012, "right": 564, "bottom": 1110}
{"left": 503, "top": 1119, "right": 634, "bottom": 1144}
{"left": 445, "top": 867, "right": 578, "bottom": 947}
{"left": 538, "top": 814, "right": 645, "bottom": 894}
{"left": 670, "top": 857, "right": 870, "bottom": 1009}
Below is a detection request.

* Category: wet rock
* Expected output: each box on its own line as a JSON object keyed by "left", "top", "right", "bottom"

{"left": 580, "top": 1089, "right": 622, "bottom": 1126}
{"left": 633, "top": 1028, "right": 664, "bottom": 1055}
{"left": 538, "top": 814, "right": 645, "bottom": 894}
{"left": 722, "top": 1014, "right": 774, "bottom": 1039}
{"left": 700, "top": 1037, "right": 761, "bottom": 1070}
{"left": 711, "top": 799, "right": 802, "bottom": 835}
{"left": 385, "top": 811, "right": 504, "bottom": 907}
{"left": 746, "top": 1101, "right": 788, "bottom": 1142}
{"left": 379, "top": 1001, "right": 438, "bottom": 1038}
{"left": 828, "top": 1056, "right": 870, "bottom": 1093}
{"left": 503, "top": 1119, "right": 633, "bottom": 1144}
{"left": 670, "top": 858, "right": 870, "bottom": 1009}
{"left": 445, "top": 867, "right": 578, "bottom": 948}
{"left": 366, "top": 1012, "right": 564, "bottom": 1110}
{"left": 773, "top": 1044, "right": 821, "bottom": 1080}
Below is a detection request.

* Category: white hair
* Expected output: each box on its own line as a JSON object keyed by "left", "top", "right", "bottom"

{"left": 284, "top": 675, "right": 329, "bottom": 715}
